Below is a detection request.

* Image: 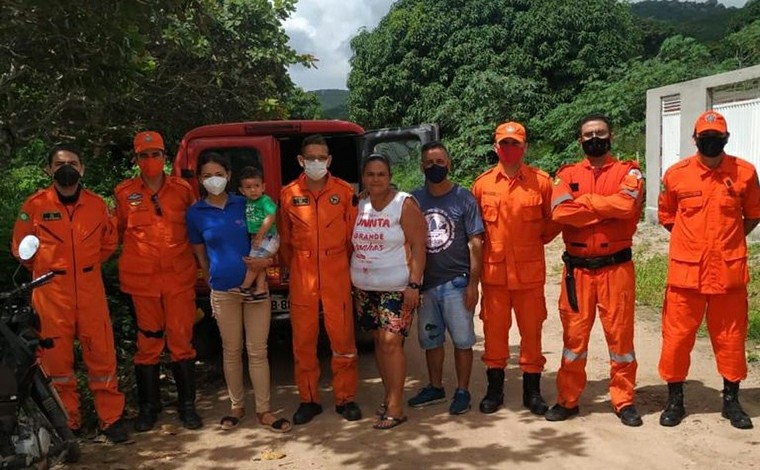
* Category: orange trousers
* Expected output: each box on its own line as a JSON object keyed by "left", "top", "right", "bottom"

{"left": 659, "top": 286, "right": 748, "bottom": 383}
{"left": 480, "top": 285, "right": 547, "bottom": 372}
{"left": 290, "top": 291, "right": 357, "bottom": 405}
{"left": 37, "top": 298, "right": 124, "bottom": 429}
{"left": 555, "top": 261, "right": 637, "bottom": 412}
{"left": 132, "top": 289, "right": 196, "bottom": 365}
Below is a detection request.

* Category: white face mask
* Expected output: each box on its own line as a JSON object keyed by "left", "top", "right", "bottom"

{"left": 303, "top": 159, "right": 328, "bottom": 181}
{"left": 202, "top": 176, "right": 228, "bottom": 195}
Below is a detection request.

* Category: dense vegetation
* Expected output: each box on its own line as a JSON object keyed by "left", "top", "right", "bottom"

{"left": 347, "top": 0, "right": 760, "bottom": 186}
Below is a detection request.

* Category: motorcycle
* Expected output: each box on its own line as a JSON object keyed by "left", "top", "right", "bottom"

{"left": 0, "top": 235, "right": 80, "bottom": 469}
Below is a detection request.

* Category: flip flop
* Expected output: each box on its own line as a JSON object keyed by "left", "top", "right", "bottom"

{"left": 372, "top": 415, "right": 407, "bottom": 430}
{"left": 258, "top": 413, "right": 292, "bottom": 433}
{"left": 220, "top": 413, "right": 245, "bottom": 430}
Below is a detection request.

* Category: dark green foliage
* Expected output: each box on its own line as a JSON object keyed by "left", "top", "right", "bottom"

{"left": 631, "top": 0, "right": 739, "bottom": 43}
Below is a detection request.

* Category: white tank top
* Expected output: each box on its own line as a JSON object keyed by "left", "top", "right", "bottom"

{"left": 350, "top": 191, "right": 411, "bottom": 291}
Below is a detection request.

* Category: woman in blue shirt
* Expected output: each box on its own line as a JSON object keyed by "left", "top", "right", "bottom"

{"left": 186, "top": 152, "right": 291, "bottom": 433}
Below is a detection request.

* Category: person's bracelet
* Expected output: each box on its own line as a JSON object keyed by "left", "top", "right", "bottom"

{"left": 407, "top": 282, "right": 421, "bottom": 290}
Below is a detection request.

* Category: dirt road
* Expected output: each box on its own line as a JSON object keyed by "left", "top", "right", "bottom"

{"left": 70, "top": 225, "right": 760, "bottom": 470}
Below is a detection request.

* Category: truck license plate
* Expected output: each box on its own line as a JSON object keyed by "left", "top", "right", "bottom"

{"left": 271, "top": 295, "right": 290, "bottom": 314}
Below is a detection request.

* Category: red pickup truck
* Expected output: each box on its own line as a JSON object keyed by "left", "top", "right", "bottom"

{"left": 171, "top": 120, "right": 438, "bottom": 348}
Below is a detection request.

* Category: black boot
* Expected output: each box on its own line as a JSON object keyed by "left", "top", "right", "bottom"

{"left": 479, "top": 368, "right": 504, "bottom": 414}
{"left": 522, "top": 373, "right": 548, "bottom": 415}
{"left": 659, "top": 381, "right": 686, "bottom": 427}
{"left": 134, "top": 364, "right": 162, "bottom": 432}
{"left": 722, "top": 379, "right": 753, "bottom": 430}
{"left": 171, "top": 360, "right": 203, "bottom": 430}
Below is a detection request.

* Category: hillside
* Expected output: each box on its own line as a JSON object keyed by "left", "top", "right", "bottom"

{"left": 631, "top": 0, "right": 741, "bottom": 42}
{"left": 311, "top": 89, "right": 349, "bottom": 119}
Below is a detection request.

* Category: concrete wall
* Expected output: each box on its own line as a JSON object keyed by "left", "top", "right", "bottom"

{"left": 644, "top": 64, "right": 760, "bottom": 223}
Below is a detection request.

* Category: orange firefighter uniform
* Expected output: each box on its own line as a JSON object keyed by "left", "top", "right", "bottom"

{"left": 472, "top": 163, "right": 560, "bottom": 372}
{"left": 114, "top": 176, "right": 197, "bottom": 365}
{"left": 12, "top": 186, "right": 124, "bottom": 429}
{"left": 658, "top": 155, "right": 760, "bottom": 383}
{"left": 278, "top": 173, "right": 358, "bottom": 405}
{"left": 550, "top": 156, "right": 643, "bottom": 412}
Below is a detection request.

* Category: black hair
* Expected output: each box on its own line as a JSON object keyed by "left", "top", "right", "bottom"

{"left": 301, "top": 134, "right": 329, "bottom": 153}
{"left": 362, "top": 153, "right": 392, "bottom": 176}
{"left": 238, "top": 165, "right": 263, "bottom": 182}
{"left": 197, "top": 151, "right": 231, "bottom": 175}
{"left": 578, "top": 114, "right": 613, "bottom": 137}
{"left": 421, "top": 140, "right": 449, "bottom": 159}
{"left": 47, "top": 143, "right": 83, "bottom": 165}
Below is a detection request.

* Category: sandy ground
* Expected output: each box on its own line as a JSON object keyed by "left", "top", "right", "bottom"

{"left": 67, "top": 224, "right": 760, "bottom": 470}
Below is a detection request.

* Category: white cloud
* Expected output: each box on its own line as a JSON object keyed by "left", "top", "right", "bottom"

{"left": 284, "top": 0, "right": 395, "bottom": 90}
{"left": 285, "top": 0, "right": 749, "bottom": 91}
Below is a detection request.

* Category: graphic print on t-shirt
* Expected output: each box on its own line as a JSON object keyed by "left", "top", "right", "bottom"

{"left": 424, "top": 207, "right": 456, "bottom": 254}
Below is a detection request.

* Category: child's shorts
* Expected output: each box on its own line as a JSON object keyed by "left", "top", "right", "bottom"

{"left": 249, "top": 233, "right": 280, "bottom": 258}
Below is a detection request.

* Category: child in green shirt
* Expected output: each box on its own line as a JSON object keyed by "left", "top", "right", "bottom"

{"left": 235, "top": 166, "right": 279, "bottom": 302}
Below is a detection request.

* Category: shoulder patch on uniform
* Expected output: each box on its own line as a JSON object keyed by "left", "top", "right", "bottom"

{"left": 329, "top": 194, "right": 340, "bottom": 205}
{"left": 628, "top": 168, "right": 643, "bottom": 180}
{"left": 127, "top": 192, "right": 143, "bottom": 201}
{"left": 18, "top": 211, "right": 29, "bottom": 221}
{"left": 292, "top": 195, "right": 310, "bottom": 206}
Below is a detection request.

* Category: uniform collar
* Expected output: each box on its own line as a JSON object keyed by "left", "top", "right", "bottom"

{"left": 297, "top": 172, "right": 334, "bottom": 192}
{"left": 495, "top": 163, "right": 525, "bottom": 182}
{"left": 693, "top": 154, "right": 729, "bottom": 176}
{"left": 581, "top": 155, "right": 616, "bottom": 170}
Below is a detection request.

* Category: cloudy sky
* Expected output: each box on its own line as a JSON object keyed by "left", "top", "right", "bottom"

{"left": 284, "top": 0, "right": 749, "bottom": 91}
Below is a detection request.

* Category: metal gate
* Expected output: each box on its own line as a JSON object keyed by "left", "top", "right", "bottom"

{"left": 713, "top": 97, "right": 760, "bottom": 169}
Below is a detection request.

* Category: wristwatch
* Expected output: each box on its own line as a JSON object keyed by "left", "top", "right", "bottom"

{"left": 407, "top": 282, "right": 421, "bottom": 290}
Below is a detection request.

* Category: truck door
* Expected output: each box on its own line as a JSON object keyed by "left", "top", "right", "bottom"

{"left": 360, "top": 124, "right": 440, "bottom": 190}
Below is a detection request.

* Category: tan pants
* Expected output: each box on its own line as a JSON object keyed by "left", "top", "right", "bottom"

{"left": 210, "top": 290, "right": 271, "bottom": 412}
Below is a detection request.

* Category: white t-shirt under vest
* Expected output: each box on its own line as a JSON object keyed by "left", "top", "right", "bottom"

{"left": 350, "top": 191, "right": 411, "bottom": 291}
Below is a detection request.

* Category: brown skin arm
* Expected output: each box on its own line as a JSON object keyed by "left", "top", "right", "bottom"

{"left": 400, "top": 197, "right": 427, "bottom": 311}
{"left": 192, "top": 243, "right": 210, "bottom": 284}
{"left": 465, "top": 234, "right": 483, "bottom": 312}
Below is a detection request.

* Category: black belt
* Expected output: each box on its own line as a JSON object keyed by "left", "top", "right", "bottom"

{"left": 561, "top": 248, "right": 632, "bottom": 312}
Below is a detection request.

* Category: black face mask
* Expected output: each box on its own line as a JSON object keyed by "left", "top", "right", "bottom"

{"left": 696, "top": 136, "right": 726, "bottom": 158}
{"left": 581, "top": 137, "right": 611, "bottom": 158}
{"left": 53, "top": 164, "right": 81, "bottom": 187}
{"left": 424, "top": 164, "right": 448, "bottom": 184}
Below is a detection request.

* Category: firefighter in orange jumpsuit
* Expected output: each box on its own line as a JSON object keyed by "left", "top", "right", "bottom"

{"left": 278, "top": 134, "right": 361, "bottom": 425}
{"left": 471, "top": 122, "right": 560, "bottom": 415}
{"left": 658, "top": 111, "right": 760, "bottom": 430}
{"left": 114, "top": 131, "right": 202, "bottom": 432}
{"left": 547, "top": 114, "right": 644, "bottom": 427}
{"left": 12, "top": 144, "right": 128, "bottom": 442}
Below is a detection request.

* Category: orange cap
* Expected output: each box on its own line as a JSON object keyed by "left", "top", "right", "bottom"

{"left": 133, "top": 131, "right": 165, "bottom": 153}
{"left": 495, "top": 121, "right": 526, "bottom": 144}
{"left": 694, "top": 111, "right": 727, "bottom": 135}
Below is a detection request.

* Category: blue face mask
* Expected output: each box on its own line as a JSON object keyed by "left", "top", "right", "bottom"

{"left": 424, "top": 164, "right": 448, "bottom": 184}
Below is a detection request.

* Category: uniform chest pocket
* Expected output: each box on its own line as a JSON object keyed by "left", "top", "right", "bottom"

{"left": 719, "top": 196, "right": 741, "bottom": 216}
{"left": 127, "top": 209, "right": 152, "bottom": 227}
{"left": 520, "top": 197, "right": 543, "bottom": 222}
{"left": 481, "top": 198, "right": 499, "bottom": 223}
{"left": 678, "top": 196, "right": 703, "bottom": 214}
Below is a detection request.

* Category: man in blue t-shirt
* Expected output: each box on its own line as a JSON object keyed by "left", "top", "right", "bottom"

{"left": 409, "top": 141, "right": 484, "bottom": 415}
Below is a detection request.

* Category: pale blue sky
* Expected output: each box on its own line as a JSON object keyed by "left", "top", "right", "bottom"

{"left": 284, "top": 0, "right": 749, "bottom": 90}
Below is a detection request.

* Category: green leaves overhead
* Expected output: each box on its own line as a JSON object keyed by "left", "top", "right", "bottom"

{"left": 0, "top": 0, "right": 312, "bottom": 152}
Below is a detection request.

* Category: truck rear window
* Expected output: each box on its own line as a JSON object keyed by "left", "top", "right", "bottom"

{"left": 199, "top": 147, "right": 262, "bottom": 193}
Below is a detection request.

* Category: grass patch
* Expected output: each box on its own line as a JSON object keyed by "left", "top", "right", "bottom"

{"left": 634, "top": 245, "right": 760, "bottom": 342}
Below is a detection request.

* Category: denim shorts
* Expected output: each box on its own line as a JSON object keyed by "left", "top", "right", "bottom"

{"left": 249, "top": 233, "right": 280, "bottom": 258}
{"left": 417, "top": 275, "right": 476, "bottom": 349}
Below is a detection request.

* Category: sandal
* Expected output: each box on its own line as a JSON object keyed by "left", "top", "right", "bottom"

{"left": 220, "top": 409, "right": 245, "bottom": 430}
{"left": 251, "top": 291, "right": 269, "bottom": 302}
{"left": 372, "top": 415, "right": 407, "bottom": 430}
{"left": 257, "top": 412, "right": 292, "bottom": 434}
